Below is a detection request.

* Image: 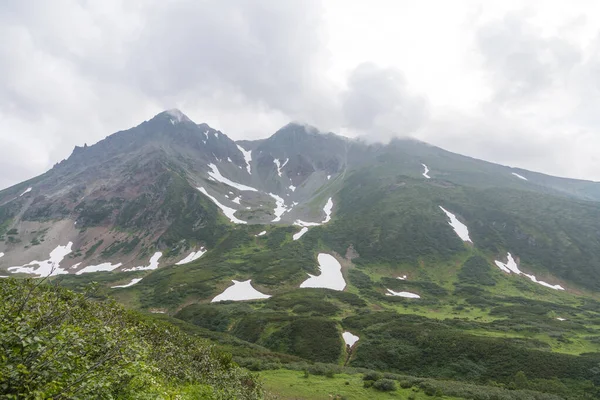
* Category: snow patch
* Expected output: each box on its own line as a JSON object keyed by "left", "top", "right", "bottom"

{"left": 236, "top": 144, "right": 252, "bottom": 174}
{"left": 123, "top": 252, "right": 163, "bottom": 272}
{"left": 256, "top": 231, "right": 267, "bottom": 237}
{"left": 494, "top": 252, "right": 565, "bottom": 290}
{"left": 112, "top": 278, "right": 143, "bottom": 288}
{"left": 439, "top": 206, "right": 472, "bottom": 242}
{"left": 227, "top": 157, "right": 232, "bottom": 163}
{"left": 273, "top": 158, "right": 289, "bottom": 177}
{"left": 198, "top": 187, "right": 246, "bottom": 224}
{"left": 300, "top": 253, "right": 346, "bottom": 291}
{"left": 20, "top": 187, "right": 32, "bottom": 196}
{"left": 8, "top": 243, "right": 73, "bottom": 277}
{"left": 556, "top": 317, "right": 566, "bottom": 321}
{"left": 512, "top": 172, "right": 528, "bottom": 181}
{"left": 76, "top": 262, "right": 123, "bottom": 275}
{"left": 289, "top": 185, "right": 296, "bottom": 192}
{"left": 293, "top": 227, "right": 308, "bottom": 240}
{"left": 397, "top": 275, "right": 407, "bottom": 280}
{"left": 342, "top": 332, "right": 359, "bottom": 347}
{"left": 70, "top": 262, "right": 81, "bottom": 270}
{"left": 232, "top": 196, "right": 241, "bottom": 204}
{"left": 176, "top": 248, "right": 207, "bottom": 265}
{"left": 322, "top": 198, "right": 334, "bottom": 223}
{"left": 211, "top": 279, "right": 271, "bottom": 302}
{"left": 269, "top": 193, "right": 289, "bottom": 222}
{"left": 386, "top": 289, "right": 420, "bottom": 298}
{"left": 327, "top": 175, "right": 331, "bottom": 180}
{"left": 422, "top": 164, "right": 431, "bottom": 179}
{"left": 207, "top": 163, "right": 258, "bottom": 192}
{"left": 0, "top": 252, "right": 4, "bottom": 258}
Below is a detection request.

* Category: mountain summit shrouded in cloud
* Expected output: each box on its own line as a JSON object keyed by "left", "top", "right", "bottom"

{"left": 2, "top": 1, "right": 600, "bottom": 189}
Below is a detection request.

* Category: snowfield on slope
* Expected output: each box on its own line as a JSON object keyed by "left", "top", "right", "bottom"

{"left": 422, "top": 164, "right": 431, "bottom": 179}
{"left": 293, "top": 227, "right": 309, "bottom": 240}
{"left": 123, "top": 252, "right": 163, "bottom": 272}
{"left": 111, "top": 278, "right": 143, "bottom": 288}
{"left": 8, "top": 243, "right": 73, "bottom": 277}
{"left": 77, "top": 262, "right": 123, "bottom": 275}
{"left": 494, "top": 252, "right": 564, "bottom": 290}
{"left": 198, "top": 187, "right": 246, "bottom": 224}
{"left": 236, "top": 144, "right": 252, "bottom": 174}
{"left": 300, "top": 253, "right": 346, "bottom": 291}
{"left": 207, "top": 163, "right": 258, "bottom": 191}
{"left": 439, "top": 206, "right": 472, "bottom": 242}
{"left": 512, "top": 172, "right": 528, "bottom": 181}
{"left": 269, "top": 193, "right": 289, "bottom": 222}
{"left": 342, "top": 332, "right": 359, "bottom": 347}
{"left": 211, "top": 279, "right": 271, "bottom": 302}
{"left": 386, "top": 289, "right": 421, "bottom": 298}
{"left": 176, "top": 248, "right": 207, "bottom": 265}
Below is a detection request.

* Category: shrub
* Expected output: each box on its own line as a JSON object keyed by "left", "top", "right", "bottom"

{"left": 363, "top": 371, "right": 382, "bottom": 381}
{"left": 373, "top": 379, "right": 397, "bottom": 392}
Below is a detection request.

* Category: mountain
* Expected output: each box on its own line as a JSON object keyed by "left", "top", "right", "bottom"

{"left": 3, "top": 109, "right": 600, "bottom": 398}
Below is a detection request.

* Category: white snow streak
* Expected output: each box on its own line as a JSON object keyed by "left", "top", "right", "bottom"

{"left": 342, "top": 332, "right": 360, "bottom": 347}
{"left": 236, "top": 144, "right": 253, "bottom": 174}
{"left": 556, "top": 317, "right": 566, "bottom": 321}
{"left": 439, "top": 206, "right": 472, "bottom": 242}
{"left": 494, "top": 252, "right": 565, "bottom": 290}
{"left": 397, "top": 275, "right": 407, "bottom": 280}
{"left": 273, "top": 158, "right": 289, "bottom": 177}
{"left": 111, "top": 278, "right": 143, "bottom": 288}
{"left": 176, "top": 248, "right": 207, "bottom": 265}
{"left": 211, "top": 279, "right": 271, "bottom": 302}
{"left": 269, "top": 193, "right": 289, "bottom": 222}
{"left": 123, "top": 252, "right": 163, "bottom": 272}
{"left": 76, "top": 262, "right": 123, "bottom": 275}
{"left": 20, "top": 187, "right": 32, "bottom": 196}
{"left": 0, "top": 252, "right": 4, "bottom": 258}
{"left": 386, "top": 289, "right": 421, "bottom": 298}
{"left": 322, "top": 198, "right": 333, "bottom": 223}
{"left": 512, "top": 172, "right": 528, "bottom": 181}
{"left": 256, "top": 231, "right": 267, "bottom": 237}
{"left": 300, "top": 253, "right": 346, "bottom": 291}
{"left": 198, "top": 187, "right": 246, "bottom": 224}
{"left": 8, "top": 243, "right": 73, "bottom": 277}
{"left": 422, "top": 164, "right": 431, "bottom": 179}
{"left": 293, "top": 227, "right": 309, "bottom": 240}
{"left": 207, "top": 163, "right": 258, "bottom": 192}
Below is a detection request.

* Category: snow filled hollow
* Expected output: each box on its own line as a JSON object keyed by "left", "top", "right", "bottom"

{"left": 236, "top": 144, "right": 252, "bottom": 174}
{"left": 342, "top": 332, "right": 359, "bottom": 347}
{"left": 439, "top": 206, "right": 472, "bottom": 242}
{"left": 512, "top": 172, "right": 528, "bottom": 181}
{"left": 76, "top": 262, "right": 123, "bottom": 275}
{"left": 322, "top": 198, "right": 333, "bottom": 223}
{"left": 8, "top": 243, "right": 73, "bottom": 277}
{"left": 422, "top": 164, "right": 431, "bottom": 179}
{"left": 111, "top": 278, "right": 143, "bottom": 288}
{"left": 211, "top": 279, "right": 271, "bottom": 302}
{"left": 207, "top": 163, "right": 258, "bottom": 192}
{"left": 494, "top": 252, "right": 565, "bottom": 290}
{"left": 123, "top": 252, "right": 162, "bottom": 272}
{"left": 20, "top": 187, "right": 32, "bottom": 196}
{"left": 198, "top": 187, "right": 246, "bottom": 224}
{"left": 176, "top": 248, "right": 207, "bottom": 265}
{"left": 300, "top": 253, "right": 346, "bottom": 291}
{"left": 386, "top": 289, "right": 421, "bottom": 298}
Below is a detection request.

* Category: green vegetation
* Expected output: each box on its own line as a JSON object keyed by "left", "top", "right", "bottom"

{"left": 0, "top": 278, "right": 262, "bottom": 399}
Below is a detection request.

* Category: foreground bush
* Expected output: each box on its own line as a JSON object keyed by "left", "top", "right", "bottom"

{"left": 0, "top": 278, "right": 262, "bottom": 399}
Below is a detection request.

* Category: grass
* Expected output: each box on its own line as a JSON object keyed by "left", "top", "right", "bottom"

{"left": 261, "top": 369, "right": 462, "bottom": 400}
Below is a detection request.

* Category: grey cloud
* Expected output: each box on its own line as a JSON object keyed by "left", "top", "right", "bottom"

{"left": 476, "top": 13, "right": 582, "bottom": 106}
{"left": 342, "top": 63, "right": 429, "bottom": 142}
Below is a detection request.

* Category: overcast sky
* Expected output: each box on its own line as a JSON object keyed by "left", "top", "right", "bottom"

{"left": 2, "top": 0, "right": 600, "bottom": 189}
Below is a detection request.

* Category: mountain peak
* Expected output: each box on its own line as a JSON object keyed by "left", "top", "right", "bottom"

{"left": 156, "top": 108, "right": 192, "bottom": 124}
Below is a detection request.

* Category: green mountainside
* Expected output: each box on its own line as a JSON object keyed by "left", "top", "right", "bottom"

{"left": 3, "top": 110, "right": 600, "bottom": 398}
